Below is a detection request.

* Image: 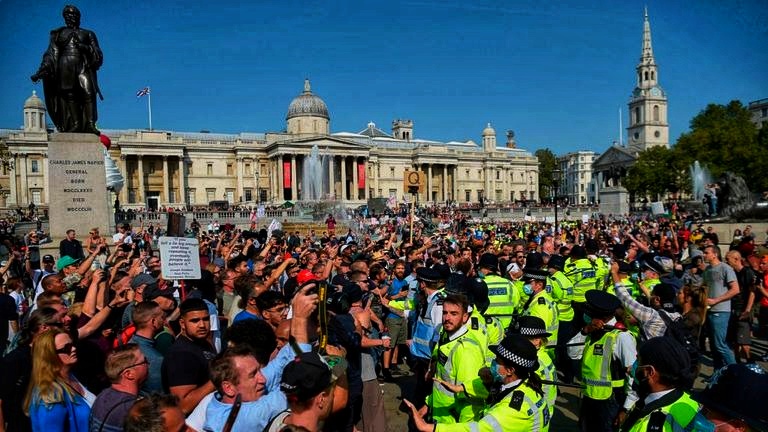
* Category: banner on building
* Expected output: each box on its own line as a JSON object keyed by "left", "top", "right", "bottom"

{"left": 358, "top": 163, "right": 365, "bottom": 189}
{"left": 283, "top": 161, "right": 291, "bottom": 188}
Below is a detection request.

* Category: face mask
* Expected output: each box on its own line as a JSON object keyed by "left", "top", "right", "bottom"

{"left": 583, "top": 313, "right": 592, "bottom": 324}
{"left": 523, "top": 283, "right": 534, "bottom": 296}
{"left": 630, "top": 361, "right": 652, "bottom": 396}
{"left": 477, "top": 270, "right": 485, "bottom": 278}
{"left": 490, "top": 359, "right": 503, "bottom": 383}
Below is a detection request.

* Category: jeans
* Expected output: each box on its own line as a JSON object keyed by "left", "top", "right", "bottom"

{"left": 707, "top": 311, "right": 736, "bottom": 369}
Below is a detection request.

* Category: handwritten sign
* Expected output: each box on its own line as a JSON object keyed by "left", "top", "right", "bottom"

{"left": 158, "top": 237, "right": 201, "bottom": 280}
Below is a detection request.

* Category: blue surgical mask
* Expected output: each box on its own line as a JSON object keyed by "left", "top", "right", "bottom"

{"left": 477, "top": 270, "right": 485, "bottom": 278}
{"left": 490, "top": 359, "right": 503, "bottom": 382}
{"left": 523, "top": 283, "right": 534, "bottom": 296}
{"left": 583, "top": 313, "right": 592, "bottom": 324}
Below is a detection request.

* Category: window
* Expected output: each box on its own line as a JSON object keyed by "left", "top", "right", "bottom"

{"left": 581, "top": 184, "right": 585, "bottom": 192}
{"left": 207, "top": 163, "right": 213, "bottom": 176}
{"left": 226, "top": 163, "right": 234, "bottom": 176}
{"left": 390, "top": 167, "right": 395, "bottom": 177}
{"left": 148, "top": 161, "right": 155, "bottom": 174}
{"left": 244, "top": 189, "right": 253, "bottom": 202}
{"left": 31, "top": 160, "right": 39, "bottom": 173}
{"left": 653, "top": 105, "right": 659, "bottom": 122}
{"left": 169, "top": 190, "right": 176, "bottom": 203}
{"left": 654, "top": 131, "right": 661, "bottom": 138}
{"left": 651, "top": 71, "right": 655, "bottom": 81}
{"left": 206, "top": 188, "right": 216, "bottom": 202}
{"left": 634, "top": 107, "right": 641, "bottom": 125}
{"left": 128, "top": 189, "right": 136, "bottom": 203}
{"left": 496, "top": 170, "right": 500, "bottom": 180}
{"left": 644, "top": 71, "right": 648, "bottom": 81}
{"left": 226, "top": 189, "right": 235, "bottom": 203}
{"left": 188, "top": 162, "right": 193, "bottom": 175}
{"left": 389, "top": 189, "right": 397, "bottom": 198}
{"left": 245, "top": 163, "right": 252, "bottom": 176}
{"left": 31, "top": 189, "right": 41, "bottom": 205}
{"left": 465, "top": 190, "right": 471, "bottom": 202}
{"left": 259, "top": 189, "right": 267, "bottom": 203}
{"left": 187, "top": 188, "right": 196, "bottom": 205}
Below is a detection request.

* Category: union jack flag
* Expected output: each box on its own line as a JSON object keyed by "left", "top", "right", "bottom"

{"left": 136, "top": 87, "right": 151, "bottom": 98}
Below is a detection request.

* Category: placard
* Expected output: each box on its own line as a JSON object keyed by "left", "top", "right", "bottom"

{"left": 158, "top": 236, "right": 201, "bottom": 280}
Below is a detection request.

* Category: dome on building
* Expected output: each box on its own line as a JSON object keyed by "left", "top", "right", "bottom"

{"left": 286, "top": 79, "right": 329, "bottom": 120}
{"left": 482, "top": 122, "right": 495, "bottom": 136}
{"left": 24, "top": 91, "right": 45, "bottom": 110}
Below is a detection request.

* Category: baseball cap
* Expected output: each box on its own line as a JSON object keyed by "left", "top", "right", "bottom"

{"left": 281, "top": 352, "right": 337, "bottom": 402}
{"left": 296, "top": 269, "right": 317, "bottom": 286}
{"left": 131, "top": 273, "right": 158, "bottom": 289}
{"left": 56, "top": 255, "right": 81, "bottom": 271}
{"left": 42, "top": 254, "right": 55, "bottom": 263}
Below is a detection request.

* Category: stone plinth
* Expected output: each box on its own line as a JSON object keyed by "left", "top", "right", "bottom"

{"left": 599, "top": 186, "right": 630, "bottom": 216}
{"left": 48, "top": 133, "right": 110, "bottom": 242}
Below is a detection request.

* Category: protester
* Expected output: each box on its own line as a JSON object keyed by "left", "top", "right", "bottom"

{"left": 89, "top": 344, "right": 148, "bottom": 431}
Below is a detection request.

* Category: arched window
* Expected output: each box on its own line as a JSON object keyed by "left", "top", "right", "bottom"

{"left": 651, "top": 71, "right": 655, "bottom": 81}
{"left": 653, "top": 105, "right": 659, "bottom": 122}
{"left": 634, "top": 107, "right": 641, "bottom": 124}
{"left": 644, "top": 71, "right": 649, "bottom": 81}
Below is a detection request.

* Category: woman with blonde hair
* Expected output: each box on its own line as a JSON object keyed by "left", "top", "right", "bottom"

{"left": 24, "top": 328, "right": 95, "bottom": 431}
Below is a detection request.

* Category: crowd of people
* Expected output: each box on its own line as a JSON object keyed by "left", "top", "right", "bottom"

{"left": 1, "top": 207, "right": 767, "bottom": 431}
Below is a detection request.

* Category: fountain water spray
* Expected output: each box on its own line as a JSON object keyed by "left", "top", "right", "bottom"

{"left": 689, "top": 161, "right": 712, "bottom": 201}
{"left": 301, "top": 145, "right": 329, "bottom": 201}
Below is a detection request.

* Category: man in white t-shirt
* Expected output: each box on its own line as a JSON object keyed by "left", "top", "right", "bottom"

{"left": 113, "top": 223, "right": 133, "bottom": 245}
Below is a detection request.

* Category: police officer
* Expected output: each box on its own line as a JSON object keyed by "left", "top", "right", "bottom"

{"left": 619, "top": 337, "right": 700, "bottom": 432}
{"left": 564, "top": 245, "right": 599, "bottom": 318}
{"left": 478, "top": 253, "right": 519, "bottom": 333}
{"left": 445, "top": 257, "right": 493, "bottom": 364}
{"left": 509, "top": 316, "right": 557, "bottom": 420}
{"left": 406, "top": 334, "right": 550, "bottom": 431}
{"left": 693, "top": 363, "right": 768, "bottom": 431}
{"left": 637, "top": 254, "right": 670, "bottom": 298}
{"left": 575, "top": 290, "right": 638, "bottom": 432}
{"left": 427, "top": 294, "right": 488, "bottom": 423}
{"left": 519, "top": 265, "right": 558, "bottom": 351}
{"left": 546, "top": 255, "right": 577, "bottom": 383}
{"left": 408, "top": 266, "right": 447, "bottom": 411}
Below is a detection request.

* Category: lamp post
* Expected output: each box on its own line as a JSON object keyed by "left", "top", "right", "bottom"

{"left": 553, "top": 168, "right": 562, "bottom": 235}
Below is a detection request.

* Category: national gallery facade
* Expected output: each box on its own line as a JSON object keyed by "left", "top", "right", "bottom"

{"left": 0, "top": 80, "right": 539, "bottom": 210}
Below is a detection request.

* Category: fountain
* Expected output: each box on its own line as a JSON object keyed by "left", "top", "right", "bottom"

{"left": 301, "top": 145, "right": 329, "bottom": 201}
{"left": 689, "top": 161, "right": 712, "bottom": 201}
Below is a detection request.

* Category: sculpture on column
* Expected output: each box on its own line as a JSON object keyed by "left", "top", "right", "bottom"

{"left": 31, "top": 5, "right": 103, "bottom": 135}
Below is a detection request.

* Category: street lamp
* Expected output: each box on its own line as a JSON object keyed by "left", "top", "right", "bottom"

{"left": 552, "top": 168, "right": 562, "bottom": 235}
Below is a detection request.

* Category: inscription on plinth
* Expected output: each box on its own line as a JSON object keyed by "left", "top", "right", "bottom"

{"left": 48, "top": 133, "right": 110, "bottom": 244}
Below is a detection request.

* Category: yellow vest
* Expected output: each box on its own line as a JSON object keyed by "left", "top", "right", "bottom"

{"left": 428, "top": 327, "right": 488, "bottom": 423}
{"left": 536, "top": 349, "right": 557, "bottom": 418}
{"left": 435, "top": 380, "right": 550, "bottom": 432}
{"left": 625, "top": 391, "right": 701, "bottom": 432}
{"left": 546, "top": 270, "right": 574, "bottom": 321}
{"left": 564, "top": 258, "right": 599, "bottom": 303}
{"left": 484, "top": 274, "right": 519, "bottom": 329}
{"left": 582, "top": 329, "right": 626, "bottom": 400}
{"left": 522, "top": 290, "right": 559, "bottom": 347}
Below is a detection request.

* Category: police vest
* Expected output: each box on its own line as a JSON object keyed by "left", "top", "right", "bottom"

{"left": 536, "top": 349, "right": 557, "bottom": 419}
{"left": 582, "top": 329, "right": 626, "bottom": 400}
{"left": 429, "top": 327, "right": 488, "bottom": 423}
{"left": 522, "top": 291, "right": 559, "bottom": 347}
{"left": 466, "top": 309, "right": 492, "bottom": 365}
{"left": 624, "top": 390, "right": 701, "bottom": 432}
{"left": 594, "top": 257, "right": 610, "bottom": 292}
{"left": 460, "top": 380, "right": 550, "bottom": 432}
{"left": 484, "top": 315, "right": 505, "bottom": 350}
{"left": 565, "top": 258, "right": 599, "bottom": 303}
{"left": 546, "top": 271, "right": 575, "bottom": 321}
{"left": 410, "top": 290, "right": 445, "bottom": 360}
{"left": 484, "top": 274, "right": 519, "bottom": 329}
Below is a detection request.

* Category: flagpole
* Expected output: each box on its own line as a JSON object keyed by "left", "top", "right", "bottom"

{"left": 148, "top": 91, "right": 153, "bottom": 131}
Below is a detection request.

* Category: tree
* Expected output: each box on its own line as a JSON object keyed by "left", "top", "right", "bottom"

{"left": 674, "top": 100, "right": 767, "bottom": 192}
{"left": 535, "top": 148, "right": 557, "bottom": 201}
{"left": 624, "top": 146, "right": 685, "bottom": 201}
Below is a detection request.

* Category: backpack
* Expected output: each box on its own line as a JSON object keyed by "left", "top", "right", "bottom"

{"left": 657, "top": 310, "right": 700, "bottom": 378}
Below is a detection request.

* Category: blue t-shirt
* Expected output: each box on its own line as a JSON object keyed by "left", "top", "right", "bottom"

{"left": 387, "top": 278, "right": 409, "bottom": 319}
{"left": 232, "top": 309, "right": 262, "bottom": 324}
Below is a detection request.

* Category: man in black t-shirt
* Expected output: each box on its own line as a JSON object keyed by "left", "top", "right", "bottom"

{"left": 161, "top": 298, "right": 216, "bottom": 415}
{"left": 725, "top": 250, "right": 756, "bottom": 363}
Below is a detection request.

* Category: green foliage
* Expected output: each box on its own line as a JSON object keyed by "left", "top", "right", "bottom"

{"left": 624, "top": 146, "right": 685, "bottom": 200}
{"left": 674, "top": 100, "right": 766, "bottom": 192}
{"left": 535, "top": 148, "right": 557, "bottom": 200}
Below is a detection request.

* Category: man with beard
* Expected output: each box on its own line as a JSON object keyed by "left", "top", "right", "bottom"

{"left": 162, "top": 298, "right": 217, "bottom": 415}
{"left": 382, "top": 260, "right": 408, "bottom": 381}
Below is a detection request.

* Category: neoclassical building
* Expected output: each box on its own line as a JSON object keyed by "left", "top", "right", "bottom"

{"left": 0, "top": 80, "right": 538, "bottom": 209}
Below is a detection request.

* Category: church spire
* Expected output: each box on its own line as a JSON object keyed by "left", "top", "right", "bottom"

{"left": 640, "top": 7, "right": 655, "bottom": 66}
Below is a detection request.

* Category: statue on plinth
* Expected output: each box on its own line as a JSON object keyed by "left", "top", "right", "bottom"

{"left": 31, "top": 5, "right": 103, "bottom": 135}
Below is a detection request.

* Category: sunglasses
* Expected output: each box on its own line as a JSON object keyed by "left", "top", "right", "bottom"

{"left": 120, "top": 358, "right": 150, "bottom": 374}
{"left": 55, "top": 343, "right": 75, "bottom": 355}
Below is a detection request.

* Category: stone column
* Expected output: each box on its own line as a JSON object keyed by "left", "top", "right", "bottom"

{"left": 290, "top": 155, "right": 297, "bottom": 200}
{"left": 453, "top": 165, "right": 459, "bottom": 203}
{"left": 276, "top": 155, "right": 283, "bottom": 201}
{"left": 427, "top": 164, "right": 432, "bottom": 202}
{"left": 236, "top": 157, "right": 244, "bottom": 203}
{"left": 162, "top": 156, "right": 170, "bottom": 204}
{"left": 42, "top": 154, "right": 49, "bottom": 204}
{"left": 178, "top": 157, "right": 185, "bottom": 206}
{"left": 352, "top": 157, "right": 359, "bottom": 201}
{"left": 442, "top": 165, "right": 448, "bottom": 202}
{"left": 328, "top": 156, "right": 334, "bottom": 199}
{"left": 118, "top": 155, "right": 127, "bottom": 204}
{"left": 341, "top": 156, "right": 347, "bottom": 201}
{"left": 137, "top": 156, "right": 145, "bottom": 204}
{"left": 8, "top": 154, "right": 17, "bottom": 206}
{"left": 19, "top": 155, "right": 28, "bottom": 205}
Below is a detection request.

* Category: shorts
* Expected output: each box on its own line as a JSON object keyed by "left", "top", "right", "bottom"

{"left": 385, "top": 316, "right": 407, "bottom": 346}
{"left": 727, "top": 314, "right": 751, "bottom": 345}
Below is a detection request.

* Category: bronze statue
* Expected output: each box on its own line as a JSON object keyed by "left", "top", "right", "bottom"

{"left": 31, "top": 5, "right": 103, "bottom": 135}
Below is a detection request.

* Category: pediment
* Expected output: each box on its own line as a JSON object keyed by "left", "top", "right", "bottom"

{"left": 269, "top": 135, "right": 370, "bottom": 153}
{"left": 593, "top": 145, "right": 636, "bottom": 169}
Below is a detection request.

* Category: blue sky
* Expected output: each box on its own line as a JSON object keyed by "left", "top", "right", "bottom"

{"left": 1, "top": 0, "right": 766, "bottom": 155}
